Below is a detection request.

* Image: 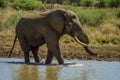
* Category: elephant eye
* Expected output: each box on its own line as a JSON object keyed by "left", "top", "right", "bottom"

{"left": 72, "top": 15, "right": 76, "bottom": 19}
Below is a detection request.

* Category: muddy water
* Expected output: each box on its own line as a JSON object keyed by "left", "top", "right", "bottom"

{"left": 0, "top": 58, "right": 120, "bottom": 80}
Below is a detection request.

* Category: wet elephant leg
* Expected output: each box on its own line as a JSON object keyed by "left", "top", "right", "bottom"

{"left": 31, "top": 46, "right": 40, "bottom": 63}
{"left": 46, "top": 40, "right": 64, "bottom": 64}
{"left": 45, "top": 50, "right": 54, "bottom": 64}
{"left": 23, "top": 49, "right": 30, "bottom": 63}
{"left": 19, "top": 43, "right": 30, "bottom": 63}
{"left": 22, "top": 44, "right": 30, "bottom": 63}
{"left": 45, "top": 31, "right": 64, "bottom": 64}
{"left": 18, "top": 38, "right": 30, "bottom": 63}
{"left": 52, "top": 45, "right": 64, "bottom": 64}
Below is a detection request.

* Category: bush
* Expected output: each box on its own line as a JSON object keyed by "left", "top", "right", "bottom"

{"left": 40, "top": 0, "right": 80, "bottom": 5}
{"left": 0, "top": 0, "right": 7, "bottom": 8}
{"left": 116, "top": 9, "right": 120, "bottom": 18}
{"left": 69, "top": 0, "right": 81, "bottom": 6}
{"left": 80, "top": 0, "right": 93, "bottom": 7}
{"left": 94, "top": 0, "right": 107, "bottom": 8}
{"left": 108, "top": 0, "right": 120, "bottom": 8}
{"left": 56, "top": 0, "right": 68, "bottom": 4}
{"left": 0, "top": 20, "right": 3, "bottom": 30}
{"left": 12, "top": 0, "right": 44, "bottom": 10}
{"left": 8, "top": 0, "right": 14, "bottom": 2}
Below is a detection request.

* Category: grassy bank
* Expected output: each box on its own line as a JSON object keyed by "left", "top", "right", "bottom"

{"left": 0, "top": 0, "right": 120, "bottom": 45}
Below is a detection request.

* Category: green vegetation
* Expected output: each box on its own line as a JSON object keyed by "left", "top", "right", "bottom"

{"left": 0, "top": 0, "right": 120, "bottom": 45}
{"left": 108, "top": 0, "right": 120, "bottom": 8}
{"left": 116, "top": 8, "right": 120, "bottom": 18}
{"left": 66, "top": 6, "right": 107, "bottom": 26}
{"left": 12, "top": 0, "right": 44, "bottom": 10}
{"left": 5, "top": 11, "right": 24, "bottom": 28}
{"left": 40, "top": 0, "right": 120, "bottom": 8}
{"left": 0, "top": 0, "right": 120, "bottom": 9}
{"left": 0, "top": 0, "right": 7, "bottom": 8}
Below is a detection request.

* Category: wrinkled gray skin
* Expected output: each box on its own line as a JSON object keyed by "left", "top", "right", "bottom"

{"left": 9, "top": 9, "right": 96, "bottom": 64}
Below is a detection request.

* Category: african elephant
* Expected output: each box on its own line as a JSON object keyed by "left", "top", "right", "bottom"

{"left": 9, "top": 9, "right": 96, "bottom": 64}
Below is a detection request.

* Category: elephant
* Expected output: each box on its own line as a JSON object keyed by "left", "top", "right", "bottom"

{"left": 9, "top": 9, "right": 97, "bottom": 64}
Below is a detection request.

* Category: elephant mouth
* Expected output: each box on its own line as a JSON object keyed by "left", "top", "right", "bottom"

{"left": 74, "top": 34, "right": 97, "bottom": 56}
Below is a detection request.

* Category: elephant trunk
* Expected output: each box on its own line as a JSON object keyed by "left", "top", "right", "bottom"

{"left": 74, "top": 33, "right": 97, "bottom": 56}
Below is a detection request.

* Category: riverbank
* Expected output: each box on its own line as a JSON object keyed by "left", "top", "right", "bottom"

{"left": 0, "top": 39, "right": 120, "bottom": 61}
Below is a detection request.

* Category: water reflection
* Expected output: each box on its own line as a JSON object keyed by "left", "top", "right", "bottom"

{"left": 0, "top": 58, "right": 120, "bottom": 80}
{"left": 12, "top": 64, "right": 62, "bottom": 80}
{"left": 46, "top": 66, "right": 62, "bottom": 80}
{"left": 81, "top": 70, "right": 88, "bottom": 80}
{"left": 17, "top": 65, "right": 39, "bottom": 80}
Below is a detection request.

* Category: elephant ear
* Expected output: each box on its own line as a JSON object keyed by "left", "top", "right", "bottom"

{"left": 64, "top": 11, "right": 73, "bottom": 33}
{"left": 47, "top": 11, "right": 65, "bottom": 33}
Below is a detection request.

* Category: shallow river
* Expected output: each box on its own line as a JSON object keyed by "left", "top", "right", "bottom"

{"left": 0, "top": 58, "right": 120, "bottom": 80}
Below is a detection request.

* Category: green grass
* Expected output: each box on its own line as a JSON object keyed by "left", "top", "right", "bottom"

{"left": 4, "top": 10, "right": 24, "bottom": 28}
{"left": 66, "top": 6, "right": 109, "bottom": 26}
{"left": 12, "top": 0, "right": 44, "bottom": 10}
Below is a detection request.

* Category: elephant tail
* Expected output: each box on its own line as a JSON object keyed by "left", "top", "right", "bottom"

{"left": 8, "top": 35, "right": 17, "bottom": 57}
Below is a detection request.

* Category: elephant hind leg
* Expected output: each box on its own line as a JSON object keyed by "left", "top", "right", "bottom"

{"left": 21, "top": 44, "right": 30, "bottom": 63}
{"left": 31, "top": 46, "right": 40, "bottom": 63}
{"left": 18, "top": 37, "right": 30, "bottom": 63}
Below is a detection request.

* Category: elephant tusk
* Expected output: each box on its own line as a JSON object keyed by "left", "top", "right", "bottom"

{"left": 74, "top": 36, "right": 88, "bottom": 47}
{"left": 74, "top": 36, "right": 97, "bottom": 56}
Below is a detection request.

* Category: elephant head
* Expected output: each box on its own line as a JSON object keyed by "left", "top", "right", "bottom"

{"left": 47, "top": 9, "right": 97, "bottom": 56}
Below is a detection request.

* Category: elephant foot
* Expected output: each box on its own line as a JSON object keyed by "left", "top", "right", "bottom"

{"left": 35, "top": 59, "right": 40, "bottom": 63}
{"left": 25, "top": 59, "right": 30, "bottom": 64}
{"left": 25, "top": 61, "right": 30, "bottom": 64}
{"left": 45, "top": 58, "right": 52, "bottom": 64}
{"left": 45, "top": 61, "right": 52, "bottom": 65}
{"left": 58, "top": 62, "right": 64, "bottom": 65}
{"left": 58, "top": 60, "right": 64, "bottom": 65}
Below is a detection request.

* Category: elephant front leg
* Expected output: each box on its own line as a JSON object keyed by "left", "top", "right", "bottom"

{"left": 31, "top": 46, "right": 40, "bottom": 63}
{"left": 46, "top": 42, "right": 64, "bottom": 64}
{"left": 45, "top": 50, "right": 54, "bottom": 64}
{"left": 45, "top": 32, "right": 64, "bottom": 64}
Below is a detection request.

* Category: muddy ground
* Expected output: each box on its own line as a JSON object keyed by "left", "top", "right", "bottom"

{"left": 0, "top": 40, "right": 120, "bottom": 61}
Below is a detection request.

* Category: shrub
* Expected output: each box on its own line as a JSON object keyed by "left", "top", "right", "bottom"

{"left": 0, "top": 0, "right": 7, "bottom": 8}
{"left": 94, "top": 0, "right": 107, "bottom": 8}
{"left": 69, "top": 0, "right": 81, "bottom": 6}
{"left": 56, "top": 0, "right": 68, "bottom": 4}
{"left": 8, "top": 0, "right": 14, "bottom": 2}
{"left": 116, "top": 9, "right": 120, "bottom": 18}
{"left": 0, "top": 20, "right": 3, "bottom": 30}
{"left": 12, "top": 0, "right": 44, "bottom": 10}
{"left": 108, "top": 0, "right": 120, "bottom": 8}
{"left": 80, "top": 0, "right": 93, "bottom": 7}
{"left": 40, "top": 0, "right": 80, "bottom": 6}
